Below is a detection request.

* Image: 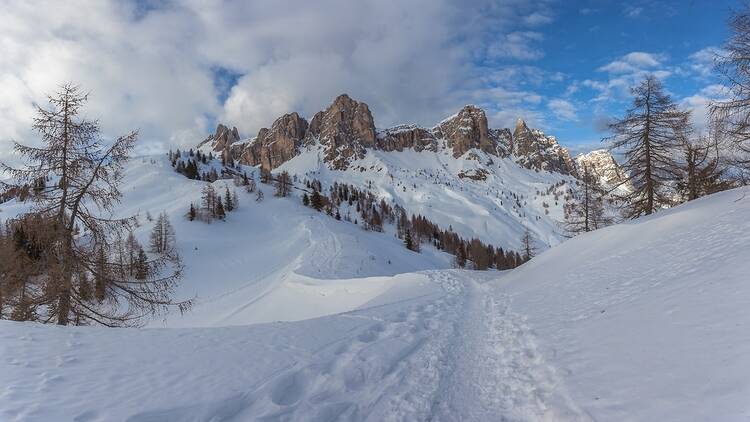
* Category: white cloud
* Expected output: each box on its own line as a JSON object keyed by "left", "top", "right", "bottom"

{"left": 586, "top": 51, "right": 672, "bottom": 102}
{"left": 599, "top": 52, "right": 663, "bottom": 74}
{"left": 625, "top": 6, "right": 644, "bottom": 17}
{"left": 548, "top": 98, "right": 578, "bottom": 121}
{"left": 680, "top": 84, "right": 730, "bottom": 131}
{"left": 688, "top": 46, "right": 723, "bottom": 78}
{"left": 523, "top": 12, "right": 553, "bottom": 26}
{"left": 0, "top": 0, "right": 556, "bottom": 163}
{"left": 487, "top": 31, "right": 545, "bottom": 61}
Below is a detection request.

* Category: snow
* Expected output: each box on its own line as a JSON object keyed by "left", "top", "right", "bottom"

{"left": 2, "top": 154, "right": 750, "bottom": 421}
{"left": 278, "top": 144, "right": 575, "bottom": 251}
{"left": 497, "top": 186, "right": 750, "bottom": 421}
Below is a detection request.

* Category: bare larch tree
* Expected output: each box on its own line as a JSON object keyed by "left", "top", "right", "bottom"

{"left": 711, "top": 4, "right": 750, "bottom": 177}
{"left": 606, "top": 76, "right": 690, "bottom": 217}
{"left": 563, "top": 165, "right": 612, "bottom": 235}
{"left": 0, "top": 84, "right": 190, "bottom": 326}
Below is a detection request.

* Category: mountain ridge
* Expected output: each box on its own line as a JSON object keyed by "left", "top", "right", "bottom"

{"left": 202, "top": 94, "right": 578, "bottom": 177}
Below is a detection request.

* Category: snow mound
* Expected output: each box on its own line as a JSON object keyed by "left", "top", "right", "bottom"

{"left": 499, "top": 186, "right": 750, "bottom": 421}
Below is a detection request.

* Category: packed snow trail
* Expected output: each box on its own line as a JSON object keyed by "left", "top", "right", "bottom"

{"left": 120, "top": 271, "right": 585, "bottom": 422}
{"left": 0, "top": 271, "right": 584, "bottom": 422}
{"left": 429, "top": 273, "right": 587, "bottom": 422}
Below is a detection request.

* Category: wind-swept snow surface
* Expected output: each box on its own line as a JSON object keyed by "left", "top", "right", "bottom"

{"left": 500, "top": 186, "right": 750, "bottom": 421}
{"left": 2, "top": 155, "right": 750, "bottom": 421}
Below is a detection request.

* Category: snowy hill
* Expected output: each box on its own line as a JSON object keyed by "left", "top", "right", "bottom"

{"left": 2, "top": 148, "right": 749, "bottom": 422}
{"left": 0, "top": 155, "right": 452, "bottom": 327}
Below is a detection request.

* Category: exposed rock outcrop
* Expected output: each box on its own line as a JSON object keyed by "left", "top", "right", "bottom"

{"left": 434, "top": 105, "right": 497, "bottom": 158}
{"left": 512, "top": 119, "right": 576, "bottom": 175}
{"left": 198, "top": 95, "right": 591, "bottom": 180}
{"left": 304, "top": 94, "right": 376, "bottom": 170}
{"left": 209, "top": 124, "right": 240, "bottom": 152}
{"left": 377, "top": 125, "right": 437, "bottom": 152}
{"left": 241, "top": 112, "right": 308, "bottom": 172}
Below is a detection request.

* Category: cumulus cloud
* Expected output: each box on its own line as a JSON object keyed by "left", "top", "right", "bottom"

{"left": 547, "top": 98, "right": 578, "bottom": 121}
{"left": 0, "top": 0, "right": 557, "bottom": 163}
{"left": 688, "top": 46, "right": 723, "bottom": 78}
{"left": 585, "top": 51, "right": 672, "bottom": 102}
{"left": 599, "top": 52, "right": 664, "bottom": 74}
{"left": 680, "top": 84, "right": 729, "bottom": 131}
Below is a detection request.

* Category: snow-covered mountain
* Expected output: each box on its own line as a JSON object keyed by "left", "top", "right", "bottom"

{"left": 2, "top": 154, "right": 748, "bottom": 420}
{"left": 575, "top": 149, "right": 633, "bottom": 194}
{"left": 200, "top": 94, "right": 584, "bottom": 251}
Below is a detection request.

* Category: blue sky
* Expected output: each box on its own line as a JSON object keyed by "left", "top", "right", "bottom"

{"left": 474, "top": 0, "right": 738, "bottom": 152}
{"left": 0, "top": 0, "right": 741, "bottom": 158}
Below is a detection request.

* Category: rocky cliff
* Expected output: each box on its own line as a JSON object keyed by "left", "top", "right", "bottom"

{"left": 241, "top": 112, "right": 308, "bottom": 171}
{"left": 303, "top": 94, "right": 377, "bottom": 170}
{"left": 512, "top": 119, "right": 576, "bottom": 176}
{"left": 203, "top": 94, "right": 580, "bottom": 176}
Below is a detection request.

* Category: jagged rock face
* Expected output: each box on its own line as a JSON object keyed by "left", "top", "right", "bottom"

{"left": 377, "top": 125, "right": 437, "bottom": 152}
{"left": 197, "top": 95, "right": 586, "bottom": 179}
{"left": 512, "top": 119, "right": 576, "bottom": 175}
{"left": 304, "top": 94, "right": 376, "bottom": 170}
{"left": 490, "top": 128, "right": 512, "bottom": 157}
{"left": 210, "top": 124, "right": 240, "bottom": 152}
{"left": 435, "top": 105, "right": 497, "bottom": 158}
{"left": 241, "top": 112, "right": 308, "bottom": 172}
{"left": 575, "top": 149, "right": 632, "bottom": 192}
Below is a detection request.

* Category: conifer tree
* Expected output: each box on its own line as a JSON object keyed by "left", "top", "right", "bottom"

{"left": 188, "top": 203, "right": 197, "bottom": 221}
{"left": 404, "top": 229, "right": 414, "bottom": 251}
{"left": 564, "top": 165, "right": 612, "bottom": 235}
{"left": 149, "top": 212, "right": 176, "bottom": 256}
{"left": 201, "top": 185, "right": 218, "bottom": 221}
{"left": 215, "top": 200, "right": 226, "bottom": 220}
{"left": 712, "top": 5, "right": 750, "bottom": 174}
{"left": 224, "top": 187, "right": 233, "bottom": 212}
{"left": 274, "top": 171, "right": 292, "bottom": 197}
{"left": 521, "top": 229, "right": 536, "bottom": 262}
{"left": 675, "top": 133, "right": 729, "bottom": 201}
{"left": 606, "top": 76, "right": 690, "bottom": 217}
{"left": 310, "top": 190, "right": 323, "bottom": 211}
{"left": 0, "top": 84, "right": 188, "bottom": 326}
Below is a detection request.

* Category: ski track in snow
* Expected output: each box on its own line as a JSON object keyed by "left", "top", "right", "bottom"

{"left": 120, "top": 271, "right": 585, "bottom": 422}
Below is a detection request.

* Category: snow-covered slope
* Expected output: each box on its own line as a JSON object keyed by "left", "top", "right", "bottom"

{"left": 2, "top": 157, "right": 749, "bottom": 422}
{"left": 499, "top": 186, "right": 750, "bottom": 421}
{"left": 0, "top": 155, "right": 452, "bottom": 328}
{"left": 278, "top": 144, "right": 574, "bottom": 251}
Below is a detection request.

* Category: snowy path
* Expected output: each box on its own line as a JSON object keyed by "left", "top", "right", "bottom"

{"left": 1, "top": 270, "right": 587, "bottom": 422}
{"left": 120, "top": 271, "right": 585, "bottom": 422}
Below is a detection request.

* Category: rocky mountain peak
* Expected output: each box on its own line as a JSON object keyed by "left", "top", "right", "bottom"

{"left": 515, "top": 118, "right": 528, "bottom": 132}
{"left": 305, "top": 93, "right": 377, "bottom": 170}
{"left": 435, "top": 105, "right": 497, "bottom": 158}
{"left": 202, "top": 123, "right": 240, "bottom": 153}
{"left": 511, "top": 119, "right": 576, "bottom": 175}
{"left": 575, "top": 149, "right": 632, "bottom": 193}
{"left": 241, "top": 112, "right": 309, "bottom": 172}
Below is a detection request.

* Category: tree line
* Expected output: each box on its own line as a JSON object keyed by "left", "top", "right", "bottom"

{"left": 299, "top": 179, "right": 533, "bottom": 270}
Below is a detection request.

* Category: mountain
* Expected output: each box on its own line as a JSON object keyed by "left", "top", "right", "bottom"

{"left": 205, "top": 94, "right": 577, "bottom": 176}
{"left": 2, "top": 157, "right": 747, "bottom": 420}
{"left": 575, "top": 149, "right": 633, "bottom": 194}
{"left": 200, "top": 94, "right": 583, "bottom": 250}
